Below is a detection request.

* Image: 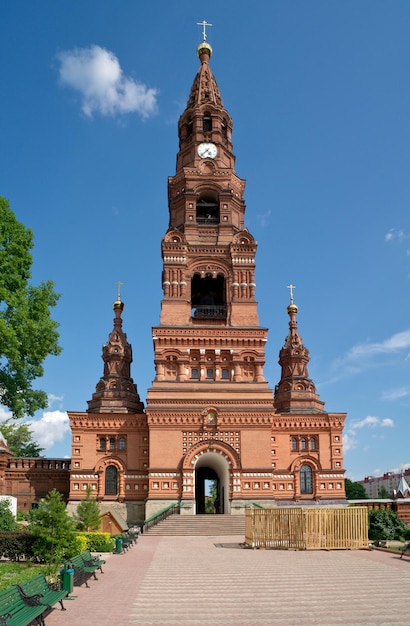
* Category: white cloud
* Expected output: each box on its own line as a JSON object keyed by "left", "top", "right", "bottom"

{"left": 352, "top": 416, "right": 378, "bottom": 429}
{"left": 342, "top": 432, "right": 357, "bottom": 453}
{"left": 0, "top": 407, "right": 12, "bottom": 422}
{"left": 346, "top": 330, "right": 410, "bottom": 360}
{"left": 332, "top": 330, "right": 410, "bottom": 380}
{"left": 57, "top": 45, "right": 158, "bottom": 119}
{"left": 47, "top": 393, "right": 64, "bottom": 408}
{"left": 28, "top": 411, "right": 70, "bottom": 451}
{"left": 381, "top": 387, "right": 410, "bottom": 401}
{"left": 385, "top": 228, "right": 409, "bottom": 242}
{"left": 380, "top": 418, "right": 394, "bottom": 428}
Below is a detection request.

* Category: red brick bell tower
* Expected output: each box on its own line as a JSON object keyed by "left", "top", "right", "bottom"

{"left": 145, "top": 38, "right": 277, "bottom": 517}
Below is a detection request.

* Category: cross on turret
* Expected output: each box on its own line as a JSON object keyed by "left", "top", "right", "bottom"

{"left": 197, "top": 19, "right": 212, "bottom": 41}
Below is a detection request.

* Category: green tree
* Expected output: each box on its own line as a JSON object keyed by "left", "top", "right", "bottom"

{"left": 0, "top": 498, "right": 17, "bottom": 531}
{"left": 0, "top": 196, "right": 61, "bottom": 418}
{"left": 378, "top": 485, "right": 390, "bottom": 499}
{"left": 74, "top": 487, "right": 101, "bottom": 531}
{"left": 29, "top": 489, "right": 76, "bottom": 568}
{"left": 0, "top": 419, "right": 43, "bottom": 457}
{"left": 345, "top": 478, "right": 368, "bottom": 499}
{"left": 368, "top": 507, "right": 410, "bottom": 542}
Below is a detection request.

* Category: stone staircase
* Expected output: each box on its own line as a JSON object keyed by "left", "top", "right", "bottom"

{"left": 144, "top": 514, "right": 246, "bottom": 536}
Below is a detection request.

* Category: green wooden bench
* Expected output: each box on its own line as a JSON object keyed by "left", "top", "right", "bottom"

{"left": 17, "top": 573, "right": 68, "bottom": 612}
{"left": 0, "top": 584, "right": 46, "bottom": 626}
{"left": 400, "top": 542, "right": 410, "bottom": 558}
{"left": 69, "top": 554, "right": 99, "bottom": 587}
{"left": 80, "top": 550, "right": 105, "bottom": 573}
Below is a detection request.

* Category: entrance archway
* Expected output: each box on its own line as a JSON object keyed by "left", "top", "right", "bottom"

{"left": 194, "top": 451, "right": 230, "bottom": 515}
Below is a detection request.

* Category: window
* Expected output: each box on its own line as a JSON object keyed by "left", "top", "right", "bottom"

{"left": 300, "top": 465, "right": 313, "bottom": 494}
{"left": 291, "top": 437, "right": 297, "bottom": 451}
{"left": 186, "top": 117, "right": 193, "bottom": 138}
{"left": 309, "top": 437, "right": 316, "bottom": 451}
{"left": 119, "top": 437, "right": 126, "bottom": 450}
{"left": 222, "top": 369, "right": 229, "bottom": 379}
{"left": 191, "top": 368, "right": 199, "bottom": 379}
{"left": 300, "top": 437, "right": 307, "bottom": 451}
{"left": 206, "top": 369, "right": 213, "bottom": 379}
{"left": 99, "top": 437, "right": 106, "bottom": 450}
{"left": 109, "top": 438, "right": 115, "bottom": 451}
{"left": 105, "top": 466, "right": 118, "bottom": 495}
{"left": 203, "top": 114, "right": 212, "bottom": 132}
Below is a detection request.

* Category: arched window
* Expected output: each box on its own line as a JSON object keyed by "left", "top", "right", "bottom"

{"left": 291, "top": 437, "right": 297, "bottom": 451}
{"left": 109, "top": 438, "right": 115, "bottom": 451}
{"left": 99, "top": 437, "right": 106, "bottom": 451}
{"left": 186, "top": 117, "right": 193, "bottom": 138}
{"left": 300, "top": 465, "right": 313, "bottom": 494}
{"left": 119, "top": 437, "right": 126, "bottom": 450}
{"left": 309, "top": 437, "right": 316, "bottom": 451}
{"left": 300, "top": 437, "right": 307, "bottom": 451}
{"left": 105, "top": 466, "right": 118, "bottom": 495}
{"left": 203, "top": 113, "right": 212, "bottom": 132}
{"left": 191, "top": 272, "right": 226, "bottom": 319}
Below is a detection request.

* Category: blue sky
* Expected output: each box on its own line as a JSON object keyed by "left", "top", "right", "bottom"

{"left": 1, "top": 1, "right": 410, "bottom": 482}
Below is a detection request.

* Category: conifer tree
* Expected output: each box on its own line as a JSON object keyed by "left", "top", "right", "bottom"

{"left": 74, "top": 486, "right": 101, "bottom": 531}
{"left": 30, "top": 489, "right": 76, "bottom": 566}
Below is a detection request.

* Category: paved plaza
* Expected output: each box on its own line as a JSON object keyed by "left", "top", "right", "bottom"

{"left": 45, "top": 535, "right": 410, "bottom": 626}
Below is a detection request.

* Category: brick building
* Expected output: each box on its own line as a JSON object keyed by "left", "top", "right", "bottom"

{"left": 2, "top": 38, "right": 347, "bottom": 522}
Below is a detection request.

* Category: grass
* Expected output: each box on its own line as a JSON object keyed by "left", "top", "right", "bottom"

{"left": 0, "top": 562, "right": 49, "bottom": 592}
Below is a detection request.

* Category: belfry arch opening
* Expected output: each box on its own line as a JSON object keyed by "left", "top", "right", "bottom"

{"left": 196, "top": 194, "right": 219, "bottom": 224}
{"left": 194, "top": 452, "right": 230, "bottom": 514}
{"left": 191, "top": 272, "right": 226, "bottom": 319}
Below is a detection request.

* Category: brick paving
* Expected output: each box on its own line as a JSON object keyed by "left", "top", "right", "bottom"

{"left": 44, "top": 536, "right": 410, "bottom": 626}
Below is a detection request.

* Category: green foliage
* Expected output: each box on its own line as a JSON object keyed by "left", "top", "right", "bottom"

{"left": 74, "top": 487, "right": 101, "bottom": 531}
{"left": 378, "top": 485, "right": 390, "bottom": 499}
{"left": 75, "top": 531, "right": 114, "bottom": 552}
{"left": 368, "top": 507, "right": 410, "bottom": 541}
{"left": 0, "top": 196, "right": 61, "bottom": 418}
{"left": 0, "top": 533, "right": 36, "bottom": 561}
{"left": 0, "top": 499, "right": 17, "bottom": 531}
{"left": 72, "top": 533, "right": 88, "bottom": 554}
{"left": 345, "top": 478, "right": 368, "bottom": 499}
{"left": 0, "top": 420, "right": 43, "bottom": 457}
{"left": 29, "top": 489, "right": 76, "bottom": 567}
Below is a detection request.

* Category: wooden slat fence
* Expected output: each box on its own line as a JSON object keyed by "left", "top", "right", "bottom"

{"left": 245, "top": 507, "right": 368, "bottom": 550}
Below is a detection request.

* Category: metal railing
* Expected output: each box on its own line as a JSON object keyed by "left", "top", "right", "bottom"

{"left": 192, "top": 305, "right": 226, "bottom": 319}
{"left": 142, "top": 502, "right": 180, "bottom": 533}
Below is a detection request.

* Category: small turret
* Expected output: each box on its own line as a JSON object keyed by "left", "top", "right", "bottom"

{"left": 274, "top": 286, "right": 325, "bottom": 414}
{"left": 87, "top": 291, "right": 144, "bottom": 414}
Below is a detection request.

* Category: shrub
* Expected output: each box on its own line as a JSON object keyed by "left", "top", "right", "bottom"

{"left": 368, "top": 507, "right": 410, "bottom": 541}
{"left": 0, "top": 532, "right": 36, "bottom": 561}
{"left": 75, "top": 531, "right": 113, "bottom": 552}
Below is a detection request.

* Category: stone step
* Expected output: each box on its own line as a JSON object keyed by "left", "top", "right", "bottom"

{"left": 145, "top": 514, "right": 246, "bottom": 536}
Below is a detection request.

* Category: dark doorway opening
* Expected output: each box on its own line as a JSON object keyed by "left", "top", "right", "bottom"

{"left": 195, "top": 467, "right": 222, "bottom": 514}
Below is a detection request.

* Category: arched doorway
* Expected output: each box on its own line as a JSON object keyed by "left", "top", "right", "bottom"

{"left": 194, "top": 451, "right": 230, "bottom": 515}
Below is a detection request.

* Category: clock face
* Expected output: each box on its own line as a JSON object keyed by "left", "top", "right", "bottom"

{"left": 198, "top": 142, "right": 217, "bottom": 159}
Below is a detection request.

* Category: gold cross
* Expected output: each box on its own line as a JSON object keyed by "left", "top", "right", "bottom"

{"left": 197, "top": 20, "right": 213, "bottom": 42}
{"left": 287, "top": 284, "right": 296, "bottom": 304}
{"left": 116, "top": 281, "right": 123, "bottom": 301}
